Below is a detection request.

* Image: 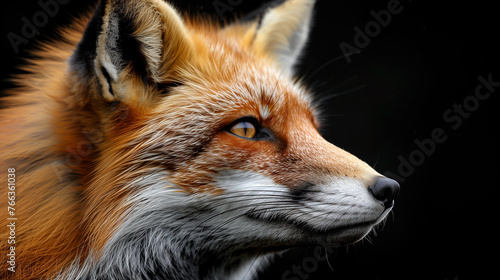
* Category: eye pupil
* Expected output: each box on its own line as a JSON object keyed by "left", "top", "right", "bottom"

{"left": 230, "top": 121, "right": 257, "bottom": 139}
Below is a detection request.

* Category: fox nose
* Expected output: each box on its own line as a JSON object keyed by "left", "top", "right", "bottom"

{"left": 369, "top": 177, "right": 400, "bottom": 209}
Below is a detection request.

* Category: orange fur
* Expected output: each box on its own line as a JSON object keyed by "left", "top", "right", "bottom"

{"left": 0, "top": 17, "right": 91, "bottom": 279}
{"left": 1, "top": 1, "right": 384, "bottom": 279}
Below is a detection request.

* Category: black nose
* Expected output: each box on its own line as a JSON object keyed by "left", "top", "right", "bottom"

{"left": 369, "top": 177, "right": 400, "bottom": 209}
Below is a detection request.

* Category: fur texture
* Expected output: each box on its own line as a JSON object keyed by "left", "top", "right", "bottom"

{"left": 0, "top": 0, "right": 396, "bottom": 279}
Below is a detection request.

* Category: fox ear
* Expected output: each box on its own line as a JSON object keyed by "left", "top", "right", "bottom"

{"left": 71, "top": 0, "right": 194, "bottom": 102}
{"left": 245, "top": 0, "right": 315, "bottom": 71}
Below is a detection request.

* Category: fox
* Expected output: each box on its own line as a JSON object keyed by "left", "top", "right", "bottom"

{"left": 0, "top": 0, "right": 400, "bottom": 279}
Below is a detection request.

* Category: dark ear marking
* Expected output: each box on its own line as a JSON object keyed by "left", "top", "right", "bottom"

{"left": 70, "top": 0, "right": 106, "bottom": 80}
{"left": 99, "top": 65, "right": 114, "bottom": 97}
{"left": 114, "top": 11, "right": 150, "bottom": 82}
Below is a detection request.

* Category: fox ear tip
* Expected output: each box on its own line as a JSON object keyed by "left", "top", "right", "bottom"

{"left": 248, "top": 0, "right": 316, "bottom": 72}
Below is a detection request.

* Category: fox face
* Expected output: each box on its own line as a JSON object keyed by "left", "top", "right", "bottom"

{"left": 1, "top": 0, "right": 399, "bottom": 279}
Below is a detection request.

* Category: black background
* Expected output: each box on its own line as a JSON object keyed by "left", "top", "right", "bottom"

{"left": 1, "top": 0, "right": 498, "bottom": 279}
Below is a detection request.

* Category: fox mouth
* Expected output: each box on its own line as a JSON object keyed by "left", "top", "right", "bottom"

{"left": 245, "top": 210, "right": 386, "bottom": 235}
{"left": 244, "top": 207, "right": 391, "bottom": 244}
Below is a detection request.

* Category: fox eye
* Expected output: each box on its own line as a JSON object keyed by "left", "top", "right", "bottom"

{"left": 230, "top": 121, "right": 257, "bottom": 139}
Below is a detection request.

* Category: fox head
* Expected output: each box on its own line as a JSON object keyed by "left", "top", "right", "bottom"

{"left": 64, "top": 0, "right": 399, "bottom": 278}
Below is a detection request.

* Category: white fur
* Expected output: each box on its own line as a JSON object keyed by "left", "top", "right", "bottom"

{"left": 214, "top": 170, "right": 388, "bottom": 235}
{"left": 59, "top": 169, "right": 390, "bottom": 279}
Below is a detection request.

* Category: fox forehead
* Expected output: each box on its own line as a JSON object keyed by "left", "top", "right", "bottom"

{"left": 148, "top": 34, "right": 317, "bottom": 131}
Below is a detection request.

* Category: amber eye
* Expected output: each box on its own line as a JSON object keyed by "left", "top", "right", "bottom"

{"left": 229, "top": 121, "right": 257, "bottom": 139}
